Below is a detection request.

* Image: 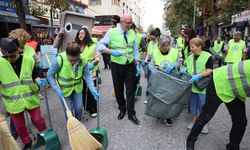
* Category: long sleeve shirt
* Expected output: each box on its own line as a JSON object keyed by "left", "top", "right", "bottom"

{"left": 47, "top": 57, "right": 96, "bottom": 94}
{"left": 97, "top": 26, "right": 139, "bottom": 61}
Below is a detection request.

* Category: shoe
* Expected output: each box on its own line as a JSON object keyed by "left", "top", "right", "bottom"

{"left": 91, "top": 113, "right": 97, "bottom": 118}
{"left": 118, "top": 111, "right": 126, "bottom": 120}
{"left": 186, "top": 140, "right": 195, "bottom": 150}
{"left": 39, "top": 94, "right": 44, "bottom": 100}
{"left": 201, "top": 124, "right": 209, "bottom": 134}
{"left": 164, "top": 119, "right": 173, "bottom": 127}
{"left": 128, "top": 115, "right": 140, "bottom": 125}
{"left": 187, "top": 120, "right": 195, "bottom": 130}
{"left": 144, "top": 100, "right": 147, "bottom": 104}
{"left": 22, "top": 140, "right": 32, "bottom": 150}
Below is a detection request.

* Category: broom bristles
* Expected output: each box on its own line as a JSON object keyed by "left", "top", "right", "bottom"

{"left": 0, "top": 115, "right": 20, "bottom": 150}
{"left": 67, "top": 115, "right": 102, "bottom": 150}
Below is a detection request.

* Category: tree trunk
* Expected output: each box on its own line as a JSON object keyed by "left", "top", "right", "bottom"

{"left": 14, "top": 0, "right": 27, "bottom": 31}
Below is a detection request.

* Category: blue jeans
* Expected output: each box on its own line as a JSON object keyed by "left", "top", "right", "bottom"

{"left": 189, "top": 92, "right": 205, "bottom": 116}
{"left": 61, "top": 90, "right": 83, "bottom": 121}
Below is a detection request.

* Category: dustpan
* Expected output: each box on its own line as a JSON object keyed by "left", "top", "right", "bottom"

{"left": 90, "top": 71, "right": 108, "bottom": 150}
{"left": 33, "top": 87, "right": 61, "bottom": 150}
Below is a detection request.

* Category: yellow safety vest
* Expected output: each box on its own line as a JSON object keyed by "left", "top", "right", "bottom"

{"left": 0, "top": 56, "right": 40, "bottom": 114}
{"left": 212, "top": 40, "right": 224, "bottom": 56}
{"left": 81, "top": 44, "right": 98, "bottom": 73}
{"left": 225, "top": 39, "right": 245, "bottom": 63}
{"left": 153, "top": 47, "right": 179, "bottom": 66}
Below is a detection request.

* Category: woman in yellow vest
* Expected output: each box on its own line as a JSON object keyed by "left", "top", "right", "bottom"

{"left": 154, "top": 35, "right": 180, "bottom": 126}
{"left": 0, "top": 38, "right": 47, "bottom": 149}
{"left": 75, "top": 27, "right": 100, "bottom": 118}
{"left": 186, "top": 60, "right": 250, "bottom": 150}
{"left": 183, "top": 37, "right": 213, "bottom": 134}
{"left": 47, "top": 42, "right": 100, "bottom": 121}
{"left": 181, "top": 28, "right": 196, "bottom": 64}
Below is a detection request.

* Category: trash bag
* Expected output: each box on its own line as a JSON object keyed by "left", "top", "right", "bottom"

{"left": 145, "top": 64, "right": 192, "bottom": 119}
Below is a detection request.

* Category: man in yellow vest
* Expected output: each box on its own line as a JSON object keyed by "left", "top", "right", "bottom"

{"left": 186, "top": 60, "right": 250, "bottom": 150}
{"left": 97, "top": 14, "right": 140, "bottom": 125}
{"left": 0, "top": 38, "right": 47, "bottom": 149}
{"left": 224, "top": 31, "right": 247, "bottom": 64}
{"left": 211, "top": 36, "right": 224, "bottom": 66}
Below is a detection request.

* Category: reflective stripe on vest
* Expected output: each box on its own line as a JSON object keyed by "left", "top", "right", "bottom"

{"left": 109, "top": 28, "right": 135, "bottom": 64}
{"left": 2, "top": 80, "right": 34, "bottom": 88}
{"left": 2, "top": 90, "right": 38, "bottom": 100}
{"left": 227, "top": 61, "right": 250, "bottom": 97}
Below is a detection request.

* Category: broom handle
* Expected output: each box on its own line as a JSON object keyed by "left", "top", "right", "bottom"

{"left": 96, "top": 71, "right": 100, "bottom": 128}
{"left": 45, "top": 54, "right": 71, "bottom": 112}
{"left": 44, "top": 87, "right": 52, "bottom": 128}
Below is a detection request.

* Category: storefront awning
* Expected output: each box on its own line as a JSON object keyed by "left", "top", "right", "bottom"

{"left": 0, "top": 10, "right": 40, "bottom": 25}
{"left": 232, "top": 21, "right": 249, "bottom": 27}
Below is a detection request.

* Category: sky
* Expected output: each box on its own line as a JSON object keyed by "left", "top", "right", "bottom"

{"left": 142, "top": 0, "right": 165, "bottom": 31}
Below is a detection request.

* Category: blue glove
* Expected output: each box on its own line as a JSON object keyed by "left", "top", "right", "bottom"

{"left": 109, "top": 50, "right": 123, "bottom": 57}
{"left": 37, "top": 78, "right": 47, "bottom": 87}
{"left": 165, "top": 64, "right": 175, "bottom": 74}
{"left": 141, "top": 60, "right": 147, "bottom": 67}
{"left": 54, "top": 88, "right": 64, "bottom": 99}
{"left": 88, "top": 62, "right": 94, "bottom": 70}
{"left": 38, "top": 62, "right": 43, "bottom": 69}
{"left": 92, "top": 90, "right": 100, "bottom": 101}
{"left": 180, "top": 67, "right": 187, "bottom": 74}
{"left": 189, "top": 74, "right": 202, "bottom": 83}
{"left": 136, "top": 65, "right": 140, "bottom": 77}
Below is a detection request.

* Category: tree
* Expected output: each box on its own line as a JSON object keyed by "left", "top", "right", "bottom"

{"left": 14, "top": 0, "right": 28, "bottom": 31}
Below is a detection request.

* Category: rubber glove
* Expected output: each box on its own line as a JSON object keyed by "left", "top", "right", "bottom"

{"left": 165, "top": 64, "right": 175, "bottom": 74}
{"left": 136, "top": 64, "right": 140, "bottom": 77}
{"left": 141, "top": 60, "right": 147, "bottom": 67}
{"left": 109, "top": 50, "right": 123, "bottom": 57}
{"left": 189, "top": 74, "right": 202, "bottom": 83}
{"left": 38, "top": 62, "right": 43, "bottom": 69}
{"left": 180, "top": 67, "right": 187, "bottom": 74}
{"left": 88, "top": 62, "right": 94, "bottom": 70}
{"left": 54, "top": 88, "right": 64, "bottom": 99}
{"left": 92, "top": 90, "right": 100, "bottom": 101}
{"left": 37, "top": 78, "right": 47, "bottom": 87}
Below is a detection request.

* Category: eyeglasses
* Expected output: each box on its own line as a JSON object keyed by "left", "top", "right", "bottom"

{"left": 122, "top": 21, "right": 132, "bottom": 25}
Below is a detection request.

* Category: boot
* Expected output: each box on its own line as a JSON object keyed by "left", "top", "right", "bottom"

{"left": 186, "top": 139, "right": 195, "bottom": 150}
{"left": 22, "top": 140, "right": 32, "bottom": 150}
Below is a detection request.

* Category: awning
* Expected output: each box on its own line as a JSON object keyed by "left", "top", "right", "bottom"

{"left": 0, "top": 10, "right": 40, "bottom": 25}
{"left": 93, "top": 25, "right": 113, "bottom": 33}
{"left": 91, "top": 28, "right": 103, "bottom": 36}
{"left": 232, "top": 21, "right": 248, "bottom": 27}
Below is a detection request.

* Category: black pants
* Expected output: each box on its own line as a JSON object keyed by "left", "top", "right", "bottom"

{"left": 111, "top": 62, "right": 137, "bottom": 116}
{"left": 102, "top": 53, "right": 111, "bottom": 69}
{"left": 82, "top": 80, "right": 97, "bottom": 114}
{"left": 187, "top": 80, "right": 247, "bottom": 150}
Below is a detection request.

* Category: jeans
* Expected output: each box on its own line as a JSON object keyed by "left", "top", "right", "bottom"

{"left": 189, "top": 92, "right": 206, "bottom": 116}
{"left": 64, "top": 90, "right": 83, "bottom": 121}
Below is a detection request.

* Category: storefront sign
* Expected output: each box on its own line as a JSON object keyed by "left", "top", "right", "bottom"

{"left": 0, "top": 0, "right": 28, "bottom": 13}
{"left": 232, "top": 10, "right": 250, "bottom": 23}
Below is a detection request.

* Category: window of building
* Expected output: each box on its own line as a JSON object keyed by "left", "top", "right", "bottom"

{"left": 89, "top": 0, "right": 101, "bottom": 6}
{"left": 112, "top": 0, "right": 120, "bottom": 6}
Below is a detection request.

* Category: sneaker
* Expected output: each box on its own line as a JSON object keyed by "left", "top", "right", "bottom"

{"left": 39, "top": 94, "right": 44, "bottom": 100}
{"left": 22, "top": 140, "right": 32, "bottom": 150}
{"left": 91, "top": 113, "right": 97, "bottom": 118}
{"left": 144, "top": 100, "right": 147, "bottom": 104}
{"left": 164, "top": 119, "right": 173, "bottom": 127}
{"left": 187, "top": 120, "right": 195, "bottom": 130}
{"left": 201, "top": 124, "right": 209, "bottom": 134}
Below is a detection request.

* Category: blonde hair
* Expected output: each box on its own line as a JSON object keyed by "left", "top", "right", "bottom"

{"left": 9, "top": 29, "right": 31, "bottom": 48}
{"left": 190, "top": 37, "right": 204, "bottom": 49}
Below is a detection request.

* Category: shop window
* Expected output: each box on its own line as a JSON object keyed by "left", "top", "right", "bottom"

{"left": 112, "top": 0, "right": 120, "bottom": 6}
{"left": 89, "top": 0, "right": 101, "bottom": 6}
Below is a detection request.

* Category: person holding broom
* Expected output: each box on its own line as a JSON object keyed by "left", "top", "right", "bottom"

{"left": 47, "top": 42, "right": 100, "bottom": 122}
{"left": 0, "top": 37, "right": 47, "bottom": 150}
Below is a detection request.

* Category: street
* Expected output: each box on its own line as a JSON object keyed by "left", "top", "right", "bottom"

{"left": 10, "top": 65, "right": 249, "bottom": 150}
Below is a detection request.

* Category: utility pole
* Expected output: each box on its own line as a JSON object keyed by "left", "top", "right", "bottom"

{"left": 50, "top": 6, "right": 54, "bottom": 38}
{"left": 193, "top": 0, "right": 196, "bottom": 29}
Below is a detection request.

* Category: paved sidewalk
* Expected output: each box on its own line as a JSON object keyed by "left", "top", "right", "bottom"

{"left": 2, "top": 68, "right": 250, "bottom": 150}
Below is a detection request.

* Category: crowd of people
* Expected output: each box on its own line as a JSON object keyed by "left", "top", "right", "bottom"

{"left": 0, "top": 13, "right": 249, "bottom": 150}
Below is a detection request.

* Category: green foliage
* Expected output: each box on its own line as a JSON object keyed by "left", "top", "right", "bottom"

{"left": 44, "top": 0, "right": 70, "bottom": 11}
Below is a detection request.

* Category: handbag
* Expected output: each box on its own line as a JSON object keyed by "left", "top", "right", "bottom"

{"left": 193, "top": 57, "right": 211, "bottom": 90}
{"left": 135, "top": 82, "right": 142, "bottom": 96}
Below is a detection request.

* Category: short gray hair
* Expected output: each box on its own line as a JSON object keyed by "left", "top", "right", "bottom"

{"left": 158, "top": 35, "right": 171, "bottom": 48}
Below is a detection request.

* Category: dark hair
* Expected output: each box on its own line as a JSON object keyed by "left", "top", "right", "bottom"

{"left": 66, "top": 42, "right": 81, "bottom": 57}
{"left": 150, "top": 28, "right": 161, "bottom": 37}
{"left": 182, "top": 28, "right": 196, "bottom": 59}
{"left": 75, "top": 28, "right": 93, "bottom": 47}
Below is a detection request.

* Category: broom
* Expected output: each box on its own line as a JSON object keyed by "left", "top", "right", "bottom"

{"left": 0, "top": 113, "right": 20, "bottom": 150}
{"left": 45, "top": 54, "right": 102, "bottom": 150}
